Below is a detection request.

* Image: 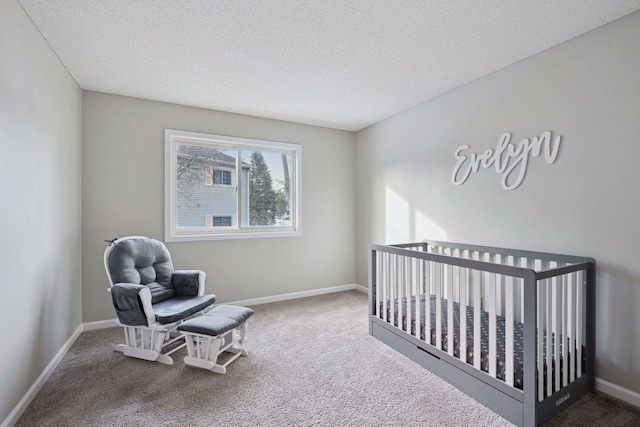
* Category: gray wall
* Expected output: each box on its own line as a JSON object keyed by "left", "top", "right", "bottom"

{"left": 0, "top": 0, "right": 82, "bottom": 423}
{"left": 82, "top": 91, "right": 356, "bottom": 322}
{"left": 356, "top": 12, "right": 640, "bottom": 394}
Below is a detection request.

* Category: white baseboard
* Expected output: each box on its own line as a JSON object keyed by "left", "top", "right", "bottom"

{"left": 1, "top": 324, "right": 83, "bottom": 427}
{"left": 76, "top": 284, "right": 369, "bottom": 333}
{"left": 82, "top": 318, "right": 118, "bottom": 331}
{"left": 354, "top": 283, "right": 368, "bottom": 293}
{"left": 227, "top": 283, "right": 363, "bottom": 307}
{"left": 596, "top": 377, "right": 640, "bottom": 408}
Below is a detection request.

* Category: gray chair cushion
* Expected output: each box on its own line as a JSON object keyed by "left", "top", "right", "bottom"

{"left": 178, "top": 305, "right": 254, "bottom": 336}
{"left": 153, "top": 295, "right": 217, "bottom": 325}
{"left": 108, "top": 237, "right": 175, "bottom": 304}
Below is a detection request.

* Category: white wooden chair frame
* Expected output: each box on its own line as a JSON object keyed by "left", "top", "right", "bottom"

{"left": 104, "top": 235, "right": 209, "bottom": 365}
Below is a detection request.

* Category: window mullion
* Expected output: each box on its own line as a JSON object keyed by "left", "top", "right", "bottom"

{"left": 235, "top": 145, "right": 241, "bottom": 230}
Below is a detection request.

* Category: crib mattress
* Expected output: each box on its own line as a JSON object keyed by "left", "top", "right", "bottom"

{"left": 379, "top": 295, "right": 583, "bottom": 390}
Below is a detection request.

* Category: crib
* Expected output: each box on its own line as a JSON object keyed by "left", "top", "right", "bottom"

{"left": 369, "top": 240, "right": 595, "bottom": 427}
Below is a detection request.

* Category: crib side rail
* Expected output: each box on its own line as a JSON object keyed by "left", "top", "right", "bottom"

{"left": 526, "top": 261, "right": 595, "bottom": 405}
{"left": 369, "top": 242, "right": 594, "bottom": 412}
{"left": 423, "top": 239, "right": 593, "bottom": 266}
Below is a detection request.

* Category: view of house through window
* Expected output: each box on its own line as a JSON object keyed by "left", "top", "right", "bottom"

{"left": 166, "top": 129, "right": 301, "bottom": 241}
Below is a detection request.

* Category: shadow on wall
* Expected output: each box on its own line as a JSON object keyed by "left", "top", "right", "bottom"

{"left": 385, "top": 186, "right": 447, "bottom": 244}
{"left": 596, "top": 263, "right": 640, "bottom": 388}
{"left": 382, "top": 181, "right": 640, "bottom": 393}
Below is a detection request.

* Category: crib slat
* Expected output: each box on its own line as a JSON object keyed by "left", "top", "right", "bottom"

{"left": 460, "top": 265, "right": 468, "bottom": 364}
{"left": 552, "top": 262, "right": 560, "bottom": 392}
{"left": 375, "top": 251, "right": 380, "bottom": 319}
{"left": 405, "top": 256, "right": 411, "bottom": 334}
{"left": 390, "top": 254, "right": 396, "bottom": 327}
{"left": 415, "top": 258, "right": 421, "bottom": 340}
{"left": 473, "top": 252, "right": 481, "bottom": 370}
{"left": 426, "top": 259, "right": 432, "bottom": 345}
{"left": 374, "top": 251, "right": 379, "bottom": 318}
{"left": 435, "top": 260, "right": 443, "bottom": 350}
{"left": 488, "top": 254, "right": 497, "bottom": 379}
{"left": 464, "top": 250, "right": 471, "bottom": 303}
{"left": 382, "top": 253, "right": 388, "bottom": 323}
{"left": 397, "top": 255, "right": 403, "bottom": 330}
{"left": 536, "top": 259, "right": 544, "bottom": 402}
{"left": 562, "top": 271, "right": 568, "bottom": 387}
{"left": 544, "top": 261, "right": 552, "bottom": 397}
{"left": 520, "top": 257, "right": 528, "bottom": 323}
{"left": 568, "top": 271, "right": 576, "bottom": 382}
{"left": 447, "top": 263, "right": 454, "bottom": 357}
{"left": 452, "top": 248, "right": 459, "bottom": 301}
{"left": 576, "top": 270, "right": 583, "bottom": 378}
{"left": 505, "top": 256, "right": 515, "bottom": 387}
{"left": 480, "top": 252, "right": 487, "bottom": 310}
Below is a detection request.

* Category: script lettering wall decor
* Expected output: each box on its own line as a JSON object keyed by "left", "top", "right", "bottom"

{"left": 451, "top": 131, "right": 561, "bottom": 190}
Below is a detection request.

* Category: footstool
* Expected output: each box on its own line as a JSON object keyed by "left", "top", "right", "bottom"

{"left": 178, "top": 305, "right": 254, "bottom": 374}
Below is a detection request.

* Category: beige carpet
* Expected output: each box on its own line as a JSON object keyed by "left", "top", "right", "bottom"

{"left": 16, "top": 290, "right": 640, "bottom": 426}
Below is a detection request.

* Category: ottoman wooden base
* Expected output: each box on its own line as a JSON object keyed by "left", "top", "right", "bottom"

{"left": 178, "top": 305, "right": 254, "bottom": 374}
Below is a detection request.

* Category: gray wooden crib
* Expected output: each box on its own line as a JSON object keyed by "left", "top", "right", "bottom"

{"left": 368, "top": 239, "right": 595, "bottom": 427}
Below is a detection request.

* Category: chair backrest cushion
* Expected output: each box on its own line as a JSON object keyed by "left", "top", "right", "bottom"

{"left": 108, "top": 237, "right": 175, "bottom": 304}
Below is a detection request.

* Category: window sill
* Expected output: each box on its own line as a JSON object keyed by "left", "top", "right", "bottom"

{"left": 165, "top": 229, "right": 302, "bottom": 242}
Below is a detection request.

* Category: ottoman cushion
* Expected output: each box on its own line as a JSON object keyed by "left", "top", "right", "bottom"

{"left": 179, "top": 305, "right": 254, "bottom": 336}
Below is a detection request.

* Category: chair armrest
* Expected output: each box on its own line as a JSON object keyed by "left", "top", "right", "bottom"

{"left": 173, "top": 270, "right": 206, "bottom": 296}
{"left": 111, "top": 283, "right": 155, "bottom": 326}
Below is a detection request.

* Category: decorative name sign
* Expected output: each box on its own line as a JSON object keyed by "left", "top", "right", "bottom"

{"left": 451, "top": 131, "right": 561, "bottom": 191}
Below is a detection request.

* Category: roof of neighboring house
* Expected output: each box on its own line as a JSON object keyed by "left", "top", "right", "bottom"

{"left": 177, "top": 145, "right": 250, "bottom": 169}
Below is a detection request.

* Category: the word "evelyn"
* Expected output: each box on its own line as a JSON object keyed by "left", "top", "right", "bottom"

{"left": 451, "top": 131, "right": 561, "bottom": 190}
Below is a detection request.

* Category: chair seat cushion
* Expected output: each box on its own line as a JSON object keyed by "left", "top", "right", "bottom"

{"left": 178, "top": 305, "right": 254, "bottom": 336}
{"left": 153, "top": 295, "right": 217, "bottom": 325}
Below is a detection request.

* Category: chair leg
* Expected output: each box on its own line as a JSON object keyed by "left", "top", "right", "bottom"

{"left": 114, "top": 326, "right": 177, "bottom": 365}
{"left": 227, "top": 323, "right": 249, "bottom": 355}
{"left": 184, "top": 335, "right": 222, "bottom": 371}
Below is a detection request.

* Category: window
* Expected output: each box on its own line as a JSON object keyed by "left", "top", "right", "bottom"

{"left": 212, "top": 216, "right": 232, "bottom": 227}
{"left": 166, "top": 129, "right": 302, "bottom": 241}
{"left": 205, "top": 215, "right": 232, "bottom": 227}
{"left": 215, "top": 170, "right": 232, "bottom": 185}
{"left": 205, "top": 168, "right": 232, "bottom": 186}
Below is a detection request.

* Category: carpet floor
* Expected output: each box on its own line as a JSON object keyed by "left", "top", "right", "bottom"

{"left": 16, "top": 290, "right": 640, "bottom": 426}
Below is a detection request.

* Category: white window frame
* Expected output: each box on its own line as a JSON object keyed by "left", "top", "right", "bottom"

{"left": 165, "top": 129, "right": 302, "bottom": 242}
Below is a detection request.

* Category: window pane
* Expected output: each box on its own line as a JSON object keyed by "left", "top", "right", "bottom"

{"left": 213, "top": 169, "right": 222, "bottom": 184}
{"left": 241, "top": 149, "right": 293, "bottom": 227}
{"left": 176, "top": 143, "right": 237, "bottom": 228}
{"left": 212, "top": 216, "right": 232, "bottom": 227}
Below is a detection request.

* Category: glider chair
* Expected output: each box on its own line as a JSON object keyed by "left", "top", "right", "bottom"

{"left": 104, "top": 236, "right": 217, "bottom": 365}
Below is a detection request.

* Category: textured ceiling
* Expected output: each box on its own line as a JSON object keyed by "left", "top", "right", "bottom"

{"left": 17, "top": 0, "right": 640, "bottom": 131}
